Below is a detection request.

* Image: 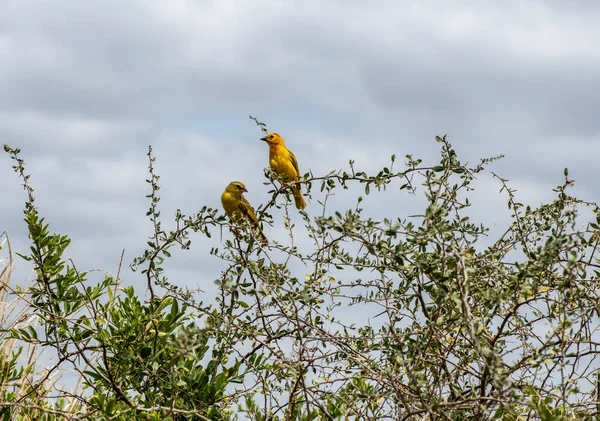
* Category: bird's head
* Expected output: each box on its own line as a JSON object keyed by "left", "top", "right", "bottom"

{"left": 260, "top": 132, "right": 285, "bottom": 146}
{"left": 226, "top": 181, "right": 248, "bottom": 195}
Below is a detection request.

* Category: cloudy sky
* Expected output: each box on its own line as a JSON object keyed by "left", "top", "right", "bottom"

{"left": 2, "top": 0, "right": 599, "bottom": 297}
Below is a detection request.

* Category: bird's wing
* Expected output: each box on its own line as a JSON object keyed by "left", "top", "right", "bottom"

{"left": 239, "top": 196, "right": 260, "bottom": 225}
{"left": 288, "top": 149, "right": 301, "bottom": 178}
{"left": 240, "top": 196, "right": 268, "bottom": 244}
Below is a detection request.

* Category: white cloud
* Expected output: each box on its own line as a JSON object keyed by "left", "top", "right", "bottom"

{"left": 1, "top": 0, "right": 599, "bottom": 299}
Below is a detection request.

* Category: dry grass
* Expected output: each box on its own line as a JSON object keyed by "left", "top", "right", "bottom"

{"left": 0, "top": 231, "right": 85, "bottom": 420}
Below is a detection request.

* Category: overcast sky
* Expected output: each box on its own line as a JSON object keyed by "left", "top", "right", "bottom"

{"left": 2, "top": 0, "right": 599, "bottom": 299}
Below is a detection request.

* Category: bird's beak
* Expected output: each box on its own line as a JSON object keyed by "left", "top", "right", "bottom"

{"left": 260, "top": 137, "right": 267, "bottom": 142}
{"left": 241, "top": 187, "right": 248, "bottom": 192}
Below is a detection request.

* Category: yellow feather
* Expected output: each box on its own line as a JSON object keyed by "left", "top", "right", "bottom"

{"left": 260, "top": 133, "right": 306, "bottom": 209}
{"left": 221, "top": 181, "right": 267, "bottom": 244}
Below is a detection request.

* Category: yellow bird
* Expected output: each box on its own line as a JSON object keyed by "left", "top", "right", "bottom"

{"left": 260, "top": 132, "right": 306, "bottom": 209}
{"left": 221, "top": 181, "right": 267, "bottom": 244}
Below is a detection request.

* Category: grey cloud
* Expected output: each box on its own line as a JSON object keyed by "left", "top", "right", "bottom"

{"left": 0, "top": 110, "right": 153, "bottom": 157}
{"left": 0, "top": 1, "right": 387, "bottom": 119}
{"left": 1, "top": 1, "right": 313, "bottom": 117}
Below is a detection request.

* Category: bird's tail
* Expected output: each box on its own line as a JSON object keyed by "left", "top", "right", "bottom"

{"left": 293, "top": 186, "right": 306, "bottom": 210}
